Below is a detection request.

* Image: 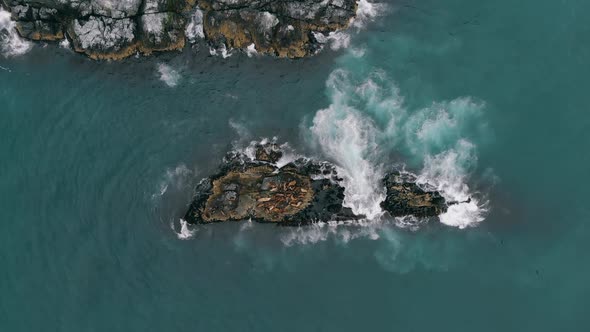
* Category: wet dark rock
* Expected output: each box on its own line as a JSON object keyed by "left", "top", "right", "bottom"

{"left": 183, "top": 152, "right": 358, "bottom": 226}
{"left": 184, "top": 144, "right": 451, "bottom": 226}
{"left": 380, "top": 171, "right": 448, "bottom": 218}
{"left": 201, "top": 0, "right": 357, "bottom": 57}
{"left": 254, "top": 142, "right": 282, "bottom": 164}
{"left": 1, "top": 0, "right": 357, "bottom": 59}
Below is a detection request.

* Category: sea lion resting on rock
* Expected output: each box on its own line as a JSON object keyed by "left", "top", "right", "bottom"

{"left": 184, "top": 142, "right": 450, "bottom": 226}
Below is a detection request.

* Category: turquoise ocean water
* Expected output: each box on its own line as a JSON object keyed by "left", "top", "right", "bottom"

{"left": 1, "top": 0, "right": 590, "bottom": 330}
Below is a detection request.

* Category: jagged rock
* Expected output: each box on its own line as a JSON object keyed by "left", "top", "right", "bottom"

{"left": 380, "top": 171, "right": 448, "bottom": 218}
{"left": 68, "top": 16, "right": 137, "bottom": 60}
{"left": 254, "top": 142, "right": 282, "bottom": 164}
{"left": 15, "top": 20, "right": 64, "bottom": 40}
{"left": 201, "top": 0, "right": 357, "bottom": 57}
{"left": 184, "top": 143, "right": 451, "bottom": 227}
{"left": 138, "top": 12, "right": 186, "bottom": 53}
{"left": 184, "top": 150, "right": 357, "bottom": 226}
{"left": 1, "top": 0, "right": 357, "bottom": 59}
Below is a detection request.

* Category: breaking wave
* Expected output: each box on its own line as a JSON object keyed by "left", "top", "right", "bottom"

{"left": 313, "top": 0, "right": 383, "bottom": 52}
{"left": 305, "top": 50, "right": 490, "bottom": 235}
{"left": 233, "top": 137, "right": 302, "bottom": 169}
{"left": 0, "top": 8, "right": 32, "bottom": 57}
{"left": 352, "top": 0, "right": 384, "bottom": 29}
{"left": 209, "top": 44, "right": 232, "bottom": 58}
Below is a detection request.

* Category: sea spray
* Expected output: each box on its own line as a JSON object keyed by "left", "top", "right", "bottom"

{"left": 0, "top": 9, "right": 32, "bottom": 57}
{"left": 310, "top": 104, "right": 386, "bottom": 219}
{"left": 309, "top": 69, "right": 403, "bottom": 220}
{"left": 352, "top": 0, "right": 384, "bottom": 29}
{"left": 417, "top": 141, "right": 488, "bottom": 228}
{"left": 307, "top": 49, "right": 489, "bottom": 229}
{"left": 174, "top": 218, "right": 197, "bottom": 240}
{"left": 312, "top": 0, "right": 382, "bottom": 53}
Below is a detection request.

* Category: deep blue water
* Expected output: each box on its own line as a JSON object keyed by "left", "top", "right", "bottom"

{"left": 1, "top": 0, "right": 590, "bottom": 330}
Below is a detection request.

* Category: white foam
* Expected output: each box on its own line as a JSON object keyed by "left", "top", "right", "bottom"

{"left": 174, "top": 219, "right": 197, "bottom": 240}
{"left": 351, "top": 0, "right": 383, "bottom": 29}
{"left": 157, "top": 63, "right": 181, "bottom": 87}
{"left": 309, "top": 69, "right": 399, "bottom": 220}
{"left": 185, "top": 7, "right": 204, "bottom": 43}
{"left": 313, "top": 31, "right": 351, "bottom": 51}
{"left": 209, "top": 44, "right": 232, "bottom": 58}
{"left": 274, "top": 146, "right": 300, "bottom": 169}
{"left": 245, "top": 43, "right": 258, "bottom": 57}
{"left": 279, "top": 220, "right": 382, "bottom": 246}
{"left": 59, "top": 38, "right": 70, "bottom": 49}
{"left": 350, "top": 47, "right": 366, "bottom": 58}
{"left": 308, "top": 66, "right": 489, "bottom": 229}
{"left": 0, "top": 9, "right": 32, "bottom": 57}
{"left": 311, "top": 105, "right": 385, "bottom": 219}
{"left": 417, "top": 141, "right": 488, "bottom": 228}
{"left": 235, "top": 137, "right": 301, "bottom": 169}
{"left": 310, "top": 0, "right": 383, "bottom": 54}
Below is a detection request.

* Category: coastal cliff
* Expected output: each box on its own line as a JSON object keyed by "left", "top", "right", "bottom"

{"left": 1, "top": 0, "right": 357, "bottom": 59}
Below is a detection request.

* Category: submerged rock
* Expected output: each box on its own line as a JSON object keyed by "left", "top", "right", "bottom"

{"left": 1, "top": 0, "right": 358, "bottom": 59}
{"left": 184, "top": 142, "right": 451, "bottom": 226}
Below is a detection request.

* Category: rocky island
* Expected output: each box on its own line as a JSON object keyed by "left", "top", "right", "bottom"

{"left": 184, "top": 142, "right": 450, "bottom": 226}
{"left": 1, "top": 0, "right": 358, "bottom": 59}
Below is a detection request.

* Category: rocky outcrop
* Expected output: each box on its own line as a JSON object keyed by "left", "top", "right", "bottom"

{"left": 184, "top": 143, "right": 450, "bottom": 226}
{"left": 2, "top": 0, "right": 193, "bottom": 59}
{"left": 1, "top": 0, "right": 357, "bottom": 59}
{"left": 184, "top": 143, "right": 359, "bottom": 225}
{"left": 201, "top": 0, "right": 357, "bottom": 58}
{"left": 380, "top": 172, "right": 448, "bottom": 218}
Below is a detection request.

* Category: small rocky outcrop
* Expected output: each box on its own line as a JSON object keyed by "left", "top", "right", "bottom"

{"left": 184, "top": 143, "right": 451, "bottom": 226}
{"left": 1, "top": 0, "right": 358, "bottom": 59}
{"left": 184, "top": 144, "right": 358, "bottom": 225}
{"left": 380, "top": 171, "right": 447, "bottom": 218}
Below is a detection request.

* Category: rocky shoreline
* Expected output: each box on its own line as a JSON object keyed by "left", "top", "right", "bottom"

{"left": 184, "top": 142, "right": 450, "bottom": 226}
{"left": 1, "top": 0, "right": 358, "bottom": 59}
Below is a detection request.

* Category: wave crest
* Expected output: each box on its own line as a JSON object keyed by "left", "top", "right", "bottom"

{"left": 308, "top": 61, "right": 489, "bottom": 229}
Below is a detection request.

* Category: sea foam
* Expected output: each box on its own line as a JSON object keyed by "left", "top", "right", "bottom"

{"left": 157, "top": 63, "right": 181, "bottom": 87}
{"left": 172, "top": 219, "right": 197, "bottom": 240}
{"left": 312, "top": 0, "right": 382, "bottom": 53}
{"left": 306, "top": 51, "right": 489, "bottom": 232}
{"left": 0, "top": 9, "right": 32, "bottom": 57}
